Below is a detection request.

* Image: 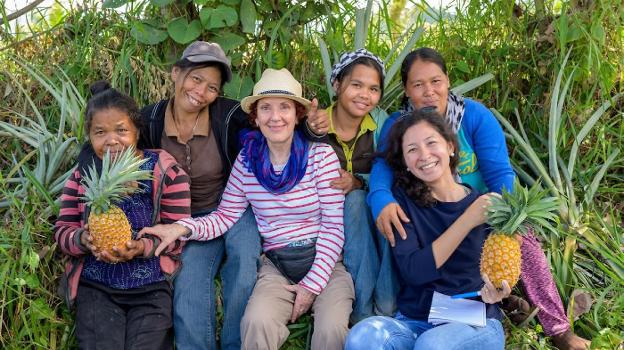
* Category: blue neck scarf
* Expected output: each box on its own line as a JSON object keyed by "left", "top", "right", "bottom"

{"left": 241, "top": 129, "right": 309, "bottom": 194}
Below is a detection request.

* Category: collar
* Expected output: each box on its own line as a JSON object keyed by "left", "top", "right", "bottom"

{"left": 327, "top": 102, "right": 377, "bottom": 136}
{"left": 164, "top": 100, "right": 210, "bottom": 138}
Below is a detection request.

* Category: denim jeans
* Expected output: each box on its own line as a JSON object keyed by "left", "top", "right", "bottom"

{"left": 342, "top": 190, "right": 380, "bottom": 323}
{"left": 173, "top": 207, "right": 261, "bottom": 350}
{"left": 345, "top": 313, "right": 505, "bottom": 350}
{"left": 373, "top": 231, "right": 400, "bottom": 316}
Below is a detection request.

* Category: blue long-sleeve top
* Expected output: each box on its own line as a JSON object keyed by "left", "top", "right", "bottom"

{"left": 367, "top": 98, "right": 516, "bottom": 220}
{"left": 391, "top": 185, "right": 503, "bottom": 321}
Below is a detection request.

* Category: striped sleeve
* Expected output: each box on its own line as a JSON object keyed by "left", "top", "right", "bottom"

{"left": 142, "top": 163, "right": 191, "bottom": 258}
{"left": 177, "top": 155, "right": 249, "bottom": 241}
{"left": 158, "top": 164, "right": 191, "bottom": 224}
{"left": 299, "top": 145, "right": 345, "bottom": 295}
{"left": 53, "top": 169, "right": 89, "bottom": 257}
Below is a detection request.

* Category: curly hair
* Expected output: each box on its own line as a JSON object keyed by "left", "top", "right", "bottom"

{"left": 384, "top": 109, "right": 459, "bottom": 207}
{"left": 247, "top": 99, "right": 308, "bottom": 127}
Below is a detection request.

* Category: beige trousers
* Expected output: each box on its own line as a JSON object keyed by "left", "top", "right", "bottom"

{"left": 241, "top": 256, "right": 354, "bottom": 350}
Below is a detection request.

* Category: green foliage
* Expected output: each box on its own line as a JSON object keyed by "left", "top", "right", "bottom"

{"left": 1, "top": 0, "right": 623, "bottom": 349}
{"left": 487, "top": 180, "right": 559, "bottom": 238}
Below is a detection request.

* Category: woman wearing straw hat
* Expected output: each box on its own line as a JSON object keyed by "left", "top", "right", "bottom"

{"left": 141, "top": 68, "right": 354, "bottom": 350}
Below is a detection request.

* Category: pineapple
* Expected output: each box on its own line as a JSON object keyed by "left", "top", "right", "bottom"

{"left": 81, "top": 147, "right": 152, "bottom": 255}
{"left": 480, "top": 180, "right": 559, "bottom": 288}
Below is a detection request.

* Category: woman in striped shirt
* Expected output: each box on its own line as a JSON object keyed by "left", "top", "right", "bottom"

{"left": 54, "top": 81, "right": 191, "bottom": 349}
{"left": 141, "top": 68, "right": 354, "bottom": 350}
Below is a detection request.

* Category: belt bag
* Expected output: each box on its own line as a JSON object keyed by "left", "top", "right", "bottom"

{"left": 265, "top": 244, "right": 316, "bottom": 284}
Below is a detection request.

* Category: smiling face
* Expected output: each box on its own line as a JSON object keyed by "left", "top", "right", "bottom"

{"left": 171, "top": 65, "right": 222, "bottom": 114}
{"left": 89, "top": 108, "right": 140, "bottom": 159}
{"left": 254, "top": 97, "right": 299, "bottom": 148}
{"left": 334, "top": 63, "right": 382, "bottom": 120}
{"left": 402, "top": 120, "right": 455, "bottom": 185}
{"left": 404, "top": 60, "right": 450, "bottom": 114}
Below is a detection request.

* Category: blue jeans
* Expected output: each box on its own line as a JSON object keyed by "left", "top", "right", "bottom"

{"left": 374, "top": 231, "right": 400, "bottom": 316}
{"left": 345, "top": 314, "right": 505, "bottom": 350}
{"left": 173, "top": 207, "right": 261, "bottom": 350}
{"left": 342, "top": 190, "right": 380, "bottom": 323}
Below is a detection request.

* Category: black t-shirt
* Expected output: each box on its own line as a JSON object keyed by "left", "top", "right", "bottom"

{"left": 391, "top": 185, "right": 503, "bottom": 321}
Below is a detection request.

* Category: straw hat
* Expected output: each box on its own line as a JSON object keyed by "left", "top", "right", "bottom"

{"left": 240, "top": 68, "right": 311, "bottom": 113}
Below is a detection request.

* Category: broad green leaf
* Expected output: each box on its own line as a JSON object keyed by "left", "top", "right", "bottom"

{"left": 213, "top": 32, "right": 246, "bottom": 52}
{"left": 27, "top": 249, "right": 39, "bottom": 271}
{"left": 591, "top": 22, "right": 605, "bottom": 45}
{"left": 205, "top": 5, "right": 238, "bottom": 29}
{"left": 199, "top": 8, "right": 213, "bottom": 28}
{"left": 31, "top": 298, "right": 54, "bottom": 320}
{"left": 223, "top": 73, "right": 254, "bottom": 100}
{"left": 240, "top": 0, "right": 257, "bottom": 33}
{"left": 264, "top": 51, "right": 287, "bottom": 69}
{"left": 566, "top": 22, "right": 582, "bottom": 42}
{"left": 223, "top": 0, "right": 240, "bottom": 4}
{"left": 131, "top": 22, "right": 168, "bottom": 45}
{"left": 24, "top": 274, "right": 40, "bottom": 288}
{"left": 102, "top": 0, "right": 128, "bottom": 8}
{"left": 150, "top": 0, "right": 174, "bottom": 5}
{"left": 455, "top": 61, "right": 471, "bottom": 74}
{"left": 167, "top": 18, "right": 202, "bottom": 44}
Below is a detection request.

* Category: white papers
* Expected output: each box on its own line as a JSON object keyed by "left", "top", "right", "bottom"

{"left": 428, "top": 291, "right": 486, "bottom": 327}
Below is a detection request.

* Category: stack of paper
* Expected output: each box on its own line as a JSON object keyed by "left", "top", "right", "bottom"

{"left": 428, "top": 291, "right": 486, "bottom": 327}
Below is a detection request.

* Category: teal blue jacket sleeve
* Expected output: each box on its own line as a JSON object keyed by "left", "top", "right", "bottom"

{"left": 462, "top": 99, "right": 515, "bottom": 193}
{"left": 367, "top": 111, "right": 402, "bottom": 220}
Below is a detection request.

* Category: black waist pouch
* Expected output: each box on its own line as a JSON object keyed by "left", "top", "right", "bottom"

{"left": 265, "top": 244, "right": 316, "bottom": 284}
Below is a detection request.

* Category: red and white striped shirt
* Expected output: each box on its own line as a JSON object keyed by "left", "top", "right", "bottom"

{"left": 178, "top": 142, "right": 345, "bottom": 295}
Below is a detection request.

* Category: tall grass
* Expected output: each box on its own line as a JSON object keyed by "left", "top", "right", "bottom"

{"left": 1, "top": 0, "right": 623, "bottom": 349}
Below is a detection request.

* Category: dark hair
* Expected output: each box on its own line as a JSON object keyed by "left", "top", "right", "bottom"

{"left": 247, "top": 99, "right": 308, "bottom": 126}
{"left": 173, "top": 58, "right": 227, "bottom": 89}
{"left": 335, "top": 56, "right": 385, "bottom": 98}
{"left": 400, "top": 47, "right": 447, "bottom": 107}
{"left": 384, "top": 109, "right": 459, "bottom": 207}
{"left": 84, "top": 80, "right": 143, "bottom": 138}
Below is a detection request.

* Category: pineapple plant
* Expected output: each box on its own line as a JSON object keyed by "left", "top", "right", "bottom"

{"left": 480, "top": 180, "right": 559, "bottom": 288}
{"left": 81, "top": 147, "right": 152, "bottom": 255}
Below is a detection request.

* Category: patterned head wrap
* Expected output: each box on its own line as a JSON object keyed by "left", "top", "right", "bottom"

{"left": 330, "top": 48, "right": 385, "bottom": 85}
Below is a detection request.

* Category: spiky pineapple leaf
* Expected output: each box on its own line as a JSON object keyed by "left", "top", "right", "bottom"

{"left": 81, "top": 147, "right": 152, "bottom": 214}
{"left": 487, "top": 179, "right": 559, "bottom": 237}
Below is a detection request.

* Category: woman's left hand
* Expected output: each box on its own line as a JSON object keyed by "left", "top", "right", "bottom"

{"left": 330, "top": 169, "right": 362, "bottom": 194}
{"left": 138, "top": 223, "right": 191, "bottom": 256}
{"left": 480, "top": 273, "right": 512, "bottom": 304}
{"left": 284, "top": 284, "right": 316, "bottom": 322}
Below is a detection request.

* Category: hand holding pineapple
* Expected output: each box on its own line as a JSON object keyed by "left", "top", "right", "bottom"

{"left": 480, "top": 273, "right": 512, "bottom": 304}
{"left": 463, "top": 192, "right": 500, "bottom": 228}
{"left": 80, "top": 223, "right": 147, "bottom": 264}
{"left": 98, "top": 239, "right": 146, "bottom": 263}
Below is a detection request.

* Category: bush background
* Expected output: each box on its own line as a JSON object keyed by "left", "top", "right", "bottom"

{"left": 0, "top": 0, "right": 623, "bottom": 349}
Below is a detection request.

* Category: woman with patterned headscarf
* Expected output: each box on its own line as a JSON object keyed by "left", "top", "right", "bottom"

{"left": 321, "top": 48, "right": 388, "bottom": 324}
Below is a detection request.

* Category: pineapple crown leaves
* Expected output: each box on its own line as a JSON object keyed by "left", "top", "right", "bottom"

{"left": 81, "top": 147, "right": 153, "bottom": 215}
{"left": 486, "top": 179, "right": 560, "bottom": 237}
